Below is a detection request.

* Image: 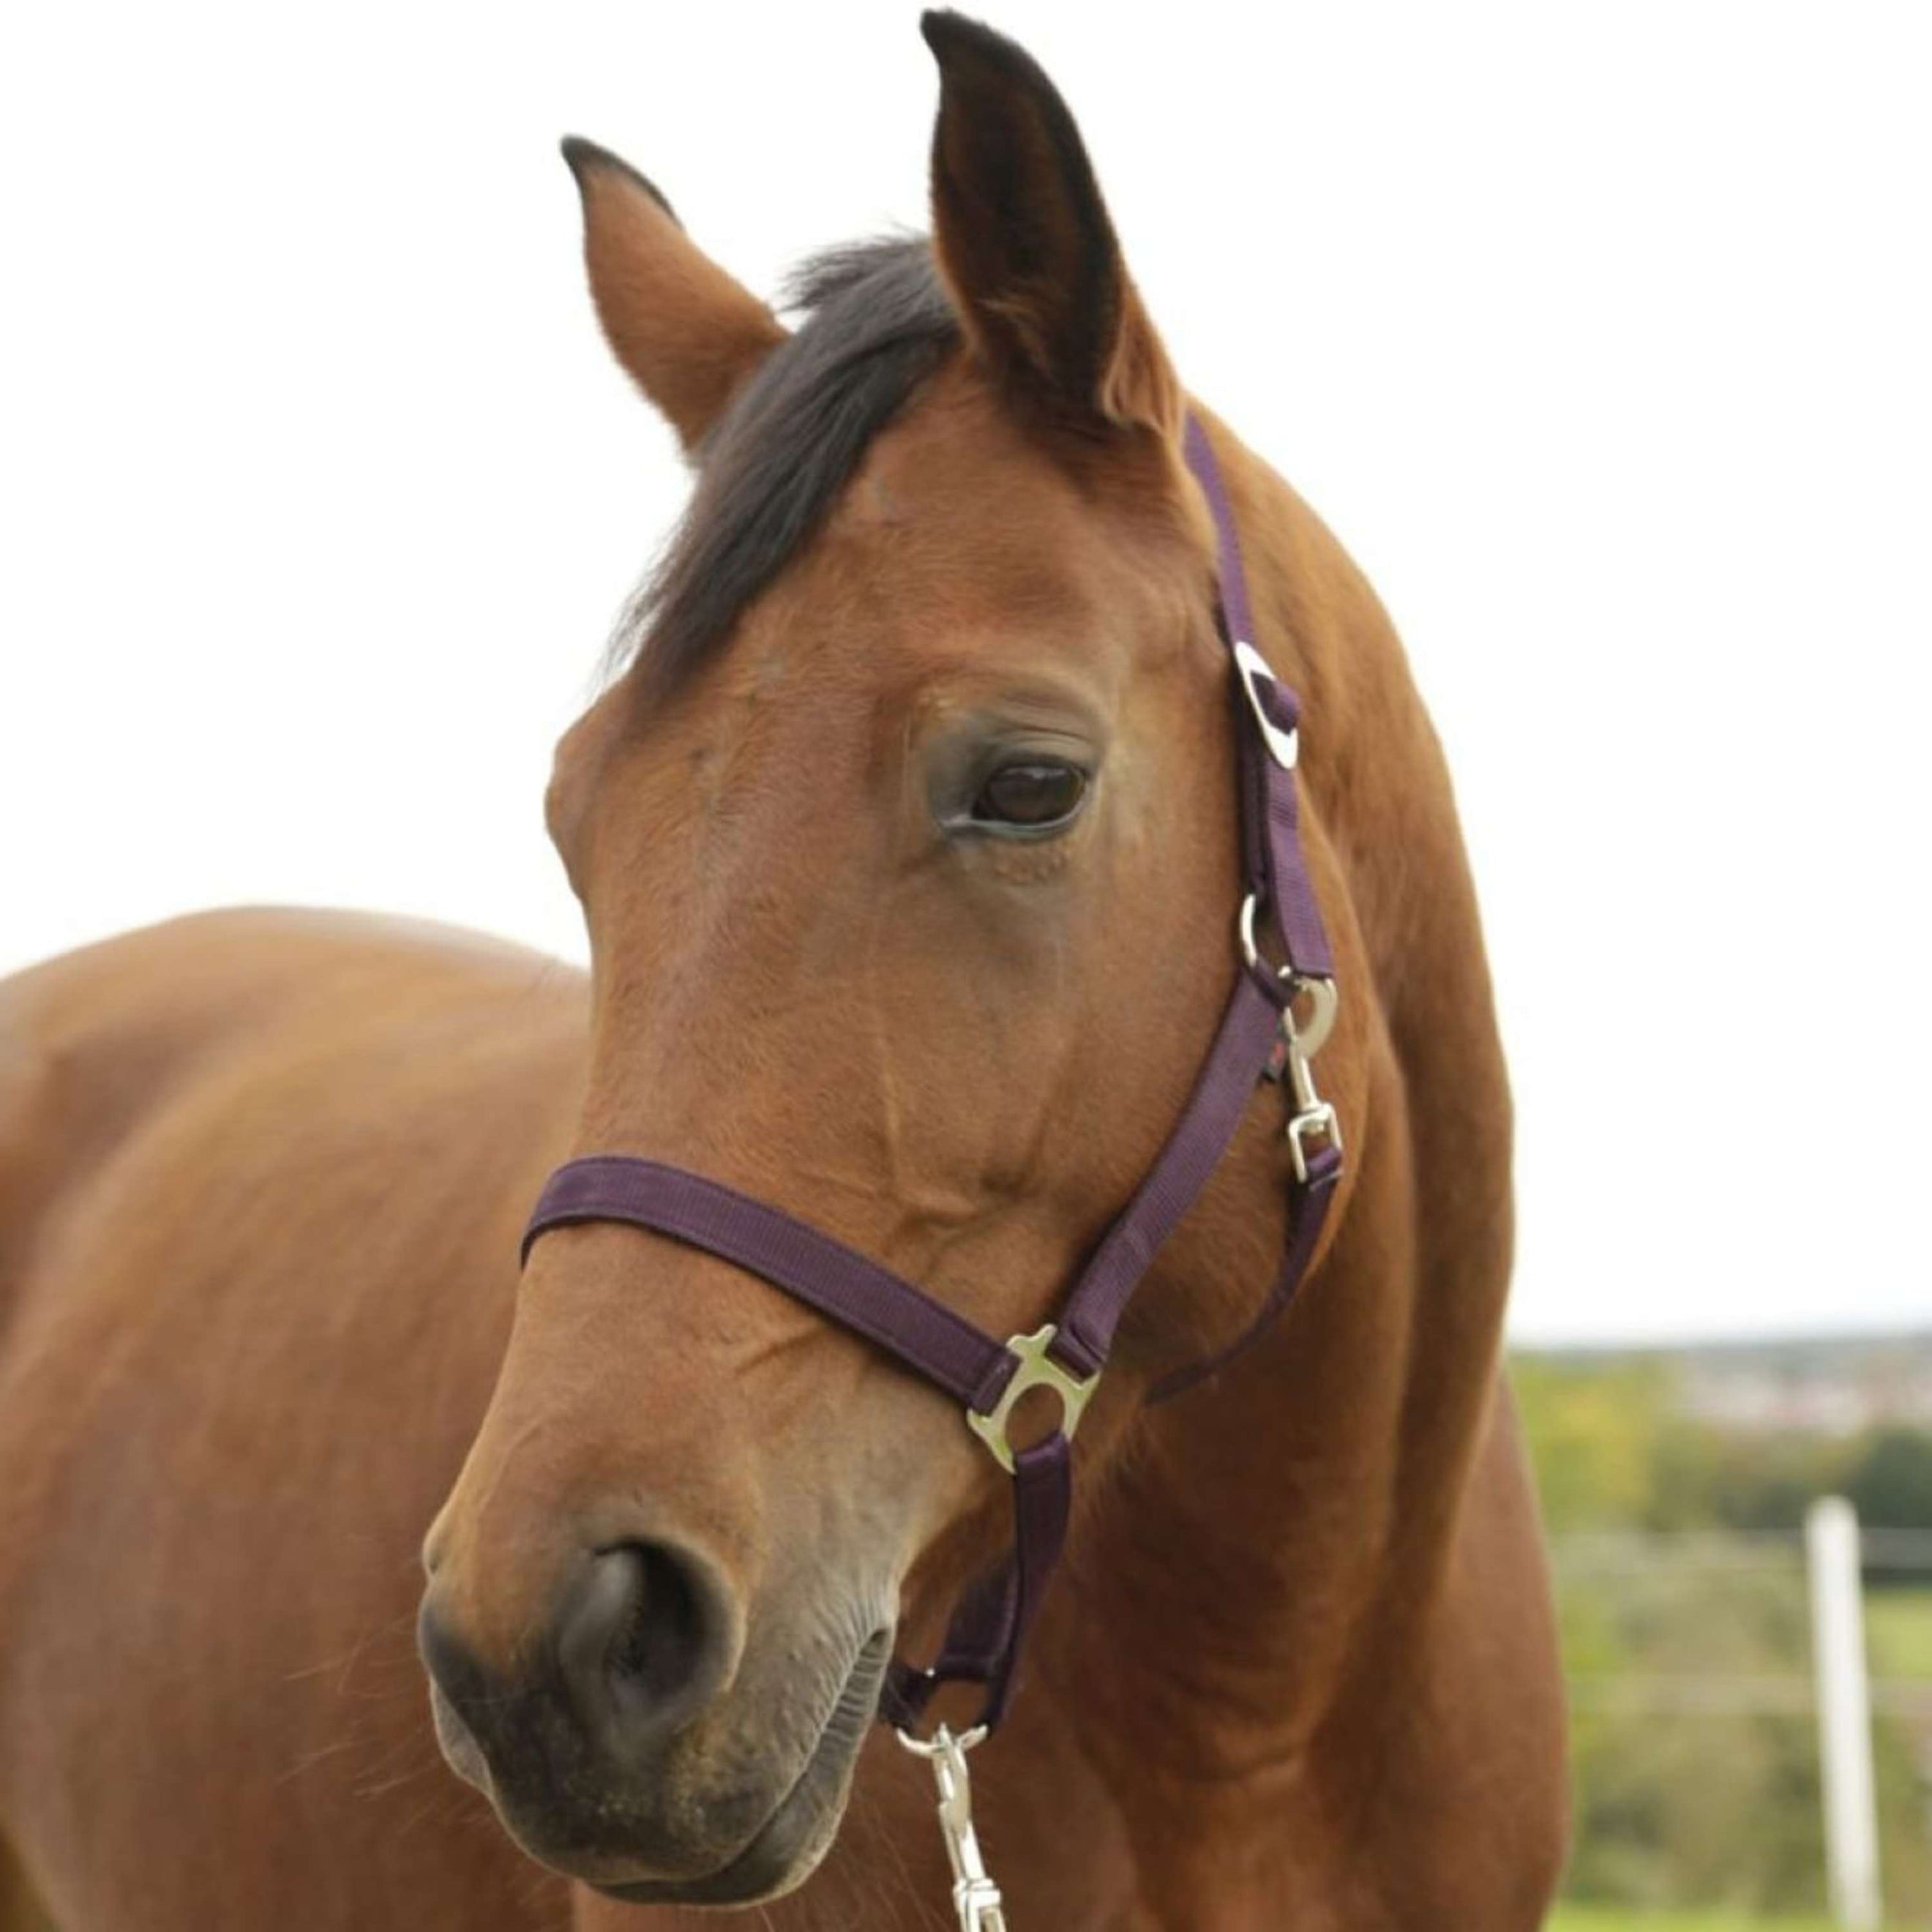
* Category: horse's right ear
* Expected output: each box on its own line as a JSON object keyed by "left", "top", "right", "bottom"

{"left": 561, "top": 138, "right": 787, "bottom": 452}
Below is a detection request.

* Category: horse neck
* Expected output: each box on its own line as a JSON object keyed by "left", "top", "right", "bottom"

{"left": 1042, "top": 416, "right": 1516, "bottom": 1791}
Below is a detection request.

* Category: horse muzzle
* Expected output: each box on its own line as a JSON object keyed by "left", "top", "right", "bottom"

{"left": 416, "top": 1540, "right": 888, "bottom": 1901}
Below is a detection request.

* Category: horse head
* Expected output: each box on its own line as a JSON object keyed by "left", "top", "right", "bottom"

{"left": 419, "top": 12, "right": 1359, "bottom": 1905}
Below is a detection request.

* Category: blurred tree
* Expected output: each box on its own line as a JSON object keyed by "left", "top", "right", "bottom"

{"left": 1650, "top": 1421, "right": 1838, "bottom": 1532}
{"left": 1844, "top": 1426, "right": 1932, "bottom": 1530}
{"left": 1513, "top": 1356, "right": 1932, "bottom": 1538}
{"left": 1513, "top": 1357, "right": 1673, "bottom": 1532}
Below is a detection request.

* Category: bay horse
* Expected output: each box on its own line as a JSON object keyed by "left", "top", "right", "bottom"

{"left": 0, "top": 14, "right": 1566, "bottom": 1928}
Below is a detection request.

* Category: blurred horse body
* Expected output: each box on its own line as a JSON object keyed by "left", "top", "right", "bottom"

{"left": 0, "top": 16, "right": 1564, "bottom": 1929}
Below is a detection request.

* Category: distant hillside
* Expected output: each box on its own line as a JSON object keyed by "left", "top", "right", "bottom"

{"left": 1518, "top": 1329, "right": 1932, "bottom": 1435}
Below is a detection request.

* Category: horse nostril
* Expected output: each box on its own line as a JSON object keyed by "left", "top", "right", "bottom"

{"left": 556, "top": 1542, "right": 722, "bottom": 1751}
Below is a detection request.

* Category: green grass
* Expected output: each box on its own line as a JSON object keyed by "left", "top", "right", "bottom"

{"left": 1865, "top": 1584, "right": 1932, "bottom": 1677}
{"left": 1549, "top": 1913, "right": 1837, "bottom": 1931}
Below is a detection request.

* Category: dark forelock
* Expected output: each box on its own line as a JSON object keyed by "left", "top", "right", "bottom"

{"left": 608, "top": 237, "right": 959, "bottom": 694}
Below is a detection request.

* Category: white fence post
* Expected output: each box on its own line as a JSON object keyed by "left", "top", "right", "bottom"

{"left": 1807, "top": 1495, "right": 1883, "bottom": 1930}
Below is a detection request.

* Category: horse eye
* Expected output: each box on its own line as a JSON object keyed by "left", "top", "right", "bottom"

{"left": 970, "top": 760, "right": 1088, "bottom": 830}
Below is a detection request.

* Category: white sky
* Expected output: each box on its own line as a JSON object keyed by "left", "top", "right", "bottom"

{"left": 1, "top": 4, "right": 1927, "bottom": 1344}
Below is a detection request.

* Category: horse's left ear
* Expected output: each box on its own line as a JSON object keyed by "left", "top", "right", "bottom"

{"left": 920, "top": 11, "right": 1182, "bottom": 440}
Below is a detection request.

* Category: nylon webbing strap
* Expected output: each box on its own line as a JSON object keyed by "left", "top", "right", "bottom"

{"left": 523, "top": 1157, "right": 1019, "bottom": 1414}
{"left": 1183, "top": 413, "right": 1333, "bottom": 986}
{"left": 1049, "top": 970, "right": 1284, "bottom": 1379}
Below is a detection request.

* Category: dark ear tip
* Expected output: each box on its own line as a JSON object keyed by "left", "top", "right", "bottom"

{"left": 921, "top": 12, "right": 1063, "bottom": 113}
{"left": 558, "top": 135, "right": 680, "bottom": 227}
{"left": 918, "top": 10, "right": 961, "bottom": 53}
{"left": 919, "top": 10, "right": 1008, "bottom": 67}
{"left": 558, "top": 134, "right": 612, "bottom": 183}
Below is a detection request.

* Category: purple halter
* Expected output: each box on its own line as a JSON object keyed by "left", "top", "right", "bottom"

{"left": 522, "top": 413, "right": 1344, "bottom": 1738}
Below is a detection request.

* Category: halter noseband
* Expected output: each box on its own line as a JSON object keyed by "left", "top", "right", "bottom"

{"left": 520, "top": 413, "right": 1343, "bottom": 1742}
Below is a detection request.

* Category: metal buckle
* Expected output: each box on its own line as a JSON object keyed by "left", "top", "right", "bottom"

{"left": 965, "top": 1325, "right": 1098, "bottom": 1475}
{"left": 1278, "top": 988, "right": 1344, "bottom": 1183}
{"left": 1238, "top": 891, "right": 1342, "bottom": 1182}
{"left": 894, "top": 1724, "right": 1007, "bottom": 1932}
{"left": 1233, "top": 640, "right": 1299, "bottom": 769}
{"left": 1285, "top": 1099, "right": 1342, "bottom": 1183}
{"left": 1285, "top": 973, "right": 1338, "bottom": 1058}
{"left": 1238, "top": 896, "right": 1338, "bottom": 1057}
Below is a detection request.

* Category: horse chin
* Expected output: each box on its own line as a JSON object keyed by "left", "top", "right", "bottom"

{"left": 585, "top": 1723, "right": 853, "bottom": 1907}
{"left": 444, "top": 1626, "right": 890, "bottom": 1907}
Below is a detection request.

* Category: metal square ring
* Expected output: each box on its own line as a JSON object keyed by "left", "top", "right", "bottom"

{"left": 965, "top": 1325, "right": 1098, "bottom": 1475}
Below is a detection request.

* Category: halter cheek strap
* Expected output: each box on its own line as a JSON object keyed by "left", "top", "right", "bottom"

{"left": 520, "top": 411, "right": 1343, "bottom": 1737}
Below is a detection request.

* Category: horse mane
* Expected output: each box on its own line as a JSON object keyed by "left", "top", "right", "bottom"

{"left": 609, "top": 236, "right": 959, "bottom": 694}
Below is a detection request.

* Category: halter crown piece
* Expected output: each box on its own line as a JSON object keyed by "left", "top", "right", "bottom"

{"left": 520, "top": 413, "right": 1344, "bottom": 1929}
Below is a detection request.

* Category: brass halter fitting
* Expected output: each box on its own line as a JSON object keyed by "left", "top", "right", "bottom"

{"left": 965, "top": 1325, "right": 1099, "bottom": 1475}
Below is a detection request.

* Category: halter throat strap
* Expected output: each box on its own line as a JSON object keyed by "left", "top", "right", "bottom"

{"left": 521, "top": 411, "right": 1342, "bottom": 1736}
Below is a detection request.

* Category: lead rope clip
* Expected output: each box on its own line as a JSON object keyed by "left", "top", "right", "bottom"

{"left": 1278, "top": 984, "right": 1342, "bottom": 1183}
{"left": 896, "top": 1723, "right": 1008, "bottom": 1932}
{"left": 1240, "top": 894, "right": 1344, "bottom": 1183}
